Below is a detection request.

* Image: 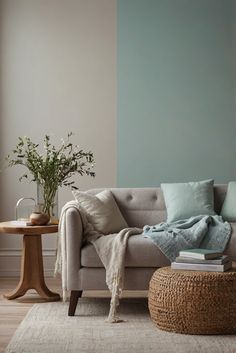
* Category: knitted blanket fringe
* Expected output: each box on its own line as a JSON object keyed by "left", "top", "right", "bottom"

{"left": 54, "top": 201, "right": 142, "bottom": 323}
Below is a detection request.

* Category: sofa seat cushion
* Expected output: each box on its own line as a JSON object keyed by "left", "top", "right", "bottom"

{"left": 81, "top": 234, "right": 170, "bottom": 268}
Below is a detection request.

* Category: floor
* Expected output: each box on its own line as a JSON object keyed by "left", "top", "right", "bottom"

{"left": 0, "top": 277, "right": 62, "bottom": 353}
{"left": 0, "top": 277, "right": 147, "bottom": 352}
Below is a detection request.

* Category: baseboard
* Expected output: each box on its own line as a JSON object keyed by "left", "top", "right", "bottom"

{"left": 0, "top": 248, "right": 56, "bottom": 257}
{"left": 0, "top": 248, "right": 57, "bottom": 277}
{"left": 0, "top": 268, "right": 55, "bottom": 277}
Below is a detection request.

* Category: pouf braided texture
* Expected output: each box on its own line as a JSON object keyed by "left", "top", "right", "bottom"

{"left": 148, "top": 266, "right": 236, "bottom": 335}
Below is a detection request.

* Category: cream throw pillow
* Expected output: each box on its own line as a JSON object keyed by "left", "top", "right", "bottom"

{"left": 73, "top": 189, "right": 128, "bottom": 234}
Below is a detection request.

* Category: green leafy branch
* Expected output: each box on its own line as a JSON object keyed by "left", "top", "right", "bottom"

{"left": 5, "top": 132, "right": 95, "bottom": 215}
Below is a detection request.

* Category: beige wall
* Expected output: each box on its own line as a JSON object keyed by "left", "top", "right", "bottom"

{"left": 0, "top": 0, "right": 117, "bottom": 276}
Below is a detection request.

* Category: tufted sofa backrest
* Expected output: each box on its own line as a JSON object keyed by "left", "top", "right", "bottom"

{"left": 87, "top": 185, "right": 227, "bottom": 228}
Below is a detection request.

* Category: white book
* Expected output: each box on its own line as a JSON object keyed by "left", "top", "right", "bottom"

{"left": 171, "top": 261, "right": 232, "bottom": 272}
{"left": 10, "top": 220, "right": 29, "bottom": 226}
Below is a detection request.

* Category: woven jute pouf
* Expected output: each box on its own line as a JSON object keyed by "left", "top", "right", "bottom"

{"left": 148, "top": 266, "right": 236, "bottom": 335}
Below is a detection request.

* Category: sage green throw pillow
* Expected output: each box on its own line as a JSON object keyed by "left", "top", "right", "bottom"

{"left": 161, "top": 179, "right": 216, "bottom": 223}
{"left": 221, "top": 181, "right": 236, "bottom": 221}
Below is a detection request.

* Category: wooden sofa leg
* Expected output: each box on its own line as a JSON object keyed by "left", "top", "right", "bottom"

{"left": 68, "top": 290, "right": 82, "bottom": 316}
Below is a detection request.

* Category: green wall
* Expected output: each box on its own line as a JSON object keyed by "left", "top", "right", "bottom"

{"left": 118, "top": 0, "right": 235, "bottom": 187}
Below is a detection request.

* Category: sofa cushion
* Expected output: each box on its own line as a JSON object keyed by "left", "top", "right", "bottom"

{"left": 221, "top": 182, "right": 236, "bottom": 221}
{"left": 161, "top": 179, "right": 216, "bottom": 222}
{"left": 225, "top": 222, "right": 236, "bottom": 261}
{"left": 81, "top": 234, "right": 170, "bottom": 268}
{"left": 73, "top": 189, "right": 128, "bottom": 234}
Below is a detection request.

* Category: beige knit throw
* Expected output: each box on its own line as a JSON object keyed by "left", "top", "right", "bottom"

{"left": 55, "top": 201, "right": 142, "bottom": 323}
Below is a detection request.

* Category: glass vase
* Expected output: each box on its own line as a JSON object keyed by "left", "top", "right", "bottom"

{"left": 37, "top": 183, "right": 59, "bottom": 224}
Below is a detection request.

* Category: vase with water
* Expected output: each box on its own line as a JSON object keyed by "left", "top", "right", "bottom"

{"left": 37, "top": 183, "right": 58, "bottom": 224}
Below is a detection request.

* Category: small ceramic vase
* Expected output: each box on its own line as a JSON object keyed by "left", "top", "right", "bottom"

{"left": 30, "top": 212, "right": 50, "bottom": 226}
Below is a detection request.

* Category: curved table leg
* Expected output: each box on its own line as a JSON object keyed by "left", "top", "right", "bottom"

{"left": 4, "top": 234, "right": 60, "bottom": 301}
{"left": 3, "top": 284, "right": 28, "bottom": 300}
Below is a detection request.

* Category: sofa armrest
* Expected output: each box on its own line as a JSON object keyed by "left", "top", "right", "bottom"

{"left": 65, "top": 206, "right": 83, "bottom": 290}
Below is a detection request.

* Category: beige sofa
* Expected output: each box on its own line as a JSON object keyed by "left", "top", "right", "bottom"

{"left": 65, "top": 185, "right": 236, "bottom": 316}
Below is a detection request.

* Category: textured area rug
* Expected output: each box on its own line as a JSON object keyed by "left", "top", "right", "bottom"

{"left": 5, "top": 298, "right": 236, "bottom": 353}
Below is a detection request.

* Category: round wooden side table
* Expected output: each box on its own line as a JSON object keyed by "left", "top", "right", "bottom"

{"left": 0, "top": 221, "right": 60, "bottom": 301}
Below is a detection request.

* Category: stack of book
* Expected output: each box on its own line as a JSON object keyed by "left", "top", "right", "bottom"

{"left": 171, "top": 248, "right": 232, "bottom": 272}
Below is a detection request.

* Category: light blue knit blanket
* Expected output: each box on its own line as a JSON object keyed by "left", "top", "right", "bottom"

{"left": 143, "top": 215, "right": 231, "bottom": 262}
